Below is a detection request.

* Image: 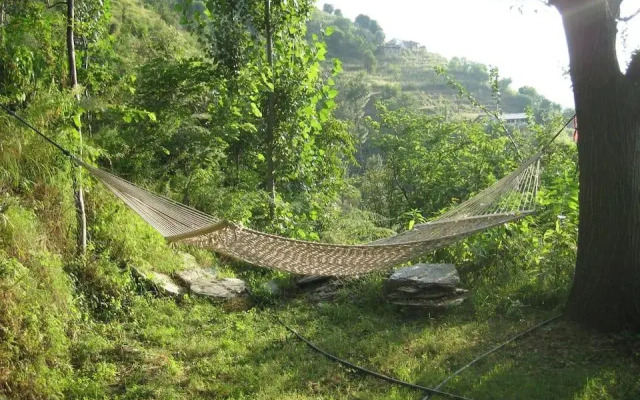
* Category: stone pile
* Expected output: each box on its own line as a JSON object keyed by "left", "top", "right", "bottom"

{"left": 384, "top": 263, "right": 467, "bottom": 309}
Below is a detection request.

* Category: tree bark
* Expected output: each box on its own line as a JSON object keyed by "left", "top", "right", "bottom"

{"left": 554, "top": 0, "right": 640, "bottom": 332}
{"left": 67, "top": 0, "right": 87, "bottom": 255}
{"left": 264, "top": 0, "right": 276, "bottom": 220}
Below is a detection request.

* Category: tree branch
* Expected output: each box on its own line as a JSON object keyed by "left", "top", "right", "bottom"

{"left": 618, "top": 7, "right": 640, "bottom": 22}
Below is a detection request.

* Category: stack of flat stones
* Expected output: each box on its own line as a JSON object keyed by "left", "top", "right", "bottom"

{"left": 384, "top": 263, "right": 468, "bottom": 309}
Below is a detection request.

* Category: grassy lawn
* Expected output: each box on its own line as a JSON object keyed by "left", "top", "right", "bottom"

{"left": 68, "top": 274, "right": 640, "bottom": 400}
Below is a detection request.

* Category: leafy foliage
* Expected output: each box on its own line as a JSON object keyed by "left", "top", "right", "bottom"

{"left": 358, "top": 105, "right": 518, "bottom": 223}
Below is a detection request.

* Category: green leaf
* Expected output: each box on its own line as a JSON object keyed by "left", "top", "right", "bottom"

{"left": 408, "top": 220, "right": 415, "bottom": 231}
{"left": 250, "top": 103, "right": 263, "bottom": 118}
{"left": 73, "top": 113, "right": 82, "bottom": 128}
{"left": 257, "top": 153, "right": 265, "bottom": 162}
{"left": 324, "top": 99, "right": 336, "bottom": 110}
{"left": 325, "top": 26, "right": 335, "bottom": 36}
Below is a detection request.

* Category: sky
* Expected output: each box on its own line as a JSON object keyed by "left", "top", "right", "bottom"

{"left": 316, "top": 0, "right": 640, "bottom": 109}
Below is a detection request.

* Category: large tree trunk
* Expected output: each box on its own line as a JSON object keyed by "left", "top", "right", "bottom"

{"left": 67, "top": 0, "right": 87, "bottom": 255}
{"left": 554, "top": 0, "right": 640, "bottom": 332}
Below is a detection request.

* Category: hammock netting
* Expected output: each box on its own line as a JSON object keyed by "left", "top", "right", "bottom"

{"left": 77, "top": 152, "right": 541, "bottom": 276}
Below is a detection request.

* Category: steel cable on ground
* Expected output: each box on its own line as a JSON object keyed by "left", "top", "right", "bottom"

{"left": 421, "top": 314, "right": 562, "bottom": 400}
{"left": 272, "top": 314, "right": 475, "bottom": 400}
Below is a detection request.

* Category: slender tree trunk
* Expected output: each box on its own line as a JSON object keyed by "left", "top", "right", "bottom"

{"left": 554, "top": 0, "right": 640, "bottom": 332}
{"left": 67, "top": 0, "right": 78, "bottom": 88}
{"left": 67, "top": 0, "right": 87, "bottom": 255}
{"left": 264, "top": 0, "right": 276, "bottom": 220}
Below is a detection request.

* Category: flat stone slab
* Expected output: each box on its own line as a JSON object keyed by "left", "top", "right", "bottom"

{"left": 305, "top": 280, "right": 346, "bottom": 302}
{"left": 174, "top": 268, "right": 216, "bottom": 287}
{"left": 133, "top": 268, "right": 185, "bottom": 297}
{"left": 387, "top": 287, "right": 468, "bottom": 302}
{"left": 190, "top": 277, "right": 247, "bottom": 300}
{"left": 386, "top": 263, "right": 460, "bottom": 291}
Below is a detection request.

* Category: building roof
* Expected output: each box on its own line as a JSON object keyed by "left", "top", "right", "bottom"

{"left": 500, "top": 113, "right": 527, "bottom": 121}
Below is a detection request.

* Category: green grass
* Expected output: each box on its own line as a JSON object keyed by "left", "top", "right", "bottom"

{"left": 62, "top": 275, "right": 640, "bottom": 400}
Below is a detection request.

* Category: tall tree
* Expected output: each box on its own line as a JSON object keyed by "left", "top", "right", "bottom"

{"left": 66, "top": 0, "right": 88, "bottom": 255}
{"left": 264, "top": 0, "right": 276, "bottom": 219}
{"left": 177, "top": 0, "right": 352, "bottom": 229}
{"left": 551, "top": 0, "right": 640, "bottom": 331}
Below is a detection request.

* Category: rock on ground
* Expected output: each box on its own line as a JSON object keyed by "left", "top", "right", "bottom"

{"left": 133, "top": 268, "right": 185, "bottom": 297}
{"left": 385, "top": 263, "right": 467, "bottom": 309}
{"left": 190, "top": 277, "right": 247, "bottom": 300}
{"left": 174, "top": 268, "right": 216, "bottom": 287}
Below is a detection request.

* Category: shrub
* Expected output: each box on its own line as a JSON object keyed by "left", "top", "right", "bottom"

{"left": 0, "top": 251, "right": 79, "bottom": 399}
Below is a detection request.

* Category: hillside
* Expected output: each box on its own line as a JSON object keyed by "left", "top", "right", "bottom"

{"left": 308, "top": 6, "right": 569, "bottom": 120}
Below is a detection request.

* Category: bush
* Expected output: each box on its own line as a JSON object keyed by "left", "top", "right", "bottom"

{"left": 67, "top": 254, "right": 136, "bottom": 321}
{"left": 86, "top": 184, "right": 182, "bottom": 274}
{"left": 0, "top": 251, "right": 79, "bottom": 399}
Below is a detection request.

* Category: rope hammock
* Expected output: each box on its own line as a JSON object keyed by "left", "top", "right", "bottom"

{"left": 74, "top": 152, "right": 541, "bottom": 276}
{"left": 1, "top": 104, "right": 567, "bottom": 277}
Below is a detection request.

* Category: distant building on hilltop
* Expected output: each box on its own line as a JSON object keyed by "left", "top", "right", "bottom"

{"left": 473, "top": 112, "right": 529, "bottom": 128}
{"left": 500, "top": 113, "right": 528, "bottom": 125}
{"left": 381, "top": 43, "right": 403, "bottom": 56}
{"left": 404, "top": 40, "right": 420, "bottom": 50}
{"left": 381, "top": 39, "right": 423, "bottom": 56}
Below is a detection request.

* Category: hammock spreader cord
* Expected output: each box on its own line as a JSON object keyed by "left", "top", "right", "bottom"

{"left": 538, "top": 114, "right": 576, "bottom": 152}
